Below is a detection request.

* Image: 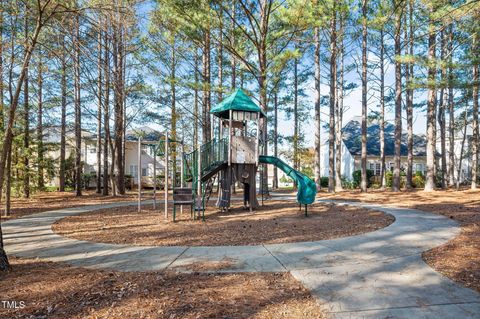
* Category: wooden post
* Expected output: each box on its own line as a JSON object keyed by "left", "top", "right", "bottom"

{"left": 180, "top": 149, "right": 184, "bottom": 214}
{"left": 137, "top": 137, "right": 141, "bottom": 213}
{"left": 195, "top": 142, "right": 202, "bottom": 219}
{"left": 228, "top": 109, "right": 232, "bottom": 166}
{"left": 153, "top": 145, "right": 157, "bottom": 210}
{"left": 164, "top": 132, "right": 169, "bottom": 219}
{"left": 255, "top": 114, "right": 260, "bottom": 166}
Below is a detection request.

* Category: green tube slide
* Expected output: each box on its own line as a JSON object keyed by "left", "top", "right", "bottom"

{"left": 259, "top": 155, "right": 317, "bottom": 205}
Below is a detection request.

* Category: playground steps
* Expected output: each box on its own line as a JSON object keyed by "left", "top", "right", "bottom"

{"left": 203, "top": 175, "right": 216, "bottom": 205}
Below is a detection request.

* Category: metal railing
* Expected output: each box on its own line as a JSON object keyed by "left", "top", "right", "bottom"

{"left": 183, "top": 137, "right": 228, "bottom": 185}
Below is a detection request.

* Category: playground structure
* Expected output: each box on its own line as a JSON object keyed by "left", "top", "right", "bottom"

{"left": 181, "top": 89, "right": 317, "bottom": 220}
{"left": 138, "top": 89, "right": 317, "bottom": 221}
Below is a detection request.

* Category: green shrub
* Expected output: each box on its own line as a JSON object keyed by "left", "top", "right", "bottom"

{"left": 352, "top": 169, "right": 374, "bottom": 188}
{"left": 125, "top": 174, "right": 134, "bottom": 190}
{"left": 385, "top": 170, "right": 393, "bottom": 187}
{"left": 341, "top": 177, "right": 357, "bottom": 189}
{"left": 386, "top": 170, "right": 408, "bottom": 188}
{"left": 412, "top": 171, "right": 425, "bottom": 188}
{"left": 319, "top": 176, "right": 329, "bottom": 188}
{"left": 81, "top": 173, "right": 95, "bottom": 189}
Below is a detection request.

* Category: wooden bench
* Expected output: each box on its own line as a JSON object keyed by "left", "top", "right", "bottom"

{"left": 173, "top": 188, "right": 193, "bottom": 222}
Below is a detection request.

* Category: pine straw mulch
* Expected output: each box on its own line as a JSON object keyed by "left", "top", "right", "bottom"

{"left": 53, "top": 200, "right": 394, "bottom": 246}
{"left": 321, "top": 188, "right": 480, "bottom": 293}
{"left": 0, "top": 257, "right": 326, "bottom": 319}
{"left": 1, "top": 191, "right": 141, "bottom": 220}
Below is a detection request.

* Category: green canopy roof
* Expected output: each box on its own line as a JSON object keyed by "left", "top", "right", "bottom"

{"left": 210, "top": 89, "right": 266, "bottom": 119}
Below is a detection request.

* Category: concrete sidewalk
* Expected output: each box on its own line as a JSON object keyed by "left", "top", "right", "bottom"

{"left": 3, "top": 199, "right": 479, "bottom": 318}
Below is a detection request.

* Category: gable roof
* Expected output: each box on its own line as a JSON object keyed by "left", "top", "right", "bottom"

{"left": 125, "top": 127, "right": 163, "bottom": 142}
{"left": 342, "top": 118, "right": 427, "bottom": 157}
{"left": 210, "top": 89, "right": 266, "bottom": 118}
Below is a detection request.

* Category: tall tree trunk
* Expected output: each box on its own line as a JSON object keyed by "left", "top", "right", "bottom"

{"left": 335, "top": 14, "right": 344, "bottom": 192}
{"left": 273, "top": 89, "right": 278, "bottom": 189}
{"left": 379, "top": 28, "right": 386, "bottom": 188}
{"left": 37, "top": 54, "right": 44, "bottom": 191}
{"left": 258, "top": 0, "right": 269, "bottom": 195}
{"left": 96, "top": 29, "right": 103, "bottom": 194}
{"left": 471, "top": 32, "right": 479, "bottom": 189}
{"left": 328, "top": 6, "right": 336, "bottom": 193}
{"left": 170, "top": 37, "right": 177, "bottom": 185}
{"left": 23, "top": 13, "right": 30, "bottom": 197}
{"left": 393, "top": 2, "right": 403, "bottom": 192}
{"left": 425, "top": 7, "right": 437, "bottom": 192}
{"left": 59, "top": 34, "right": 67, "bottom": 192}
{"left": 438, "top": 31, "right": 447, "bottom": 189}
{"left": 218, "top": 15, "right": 223, "bottom": 102}
{"left": 202, "top": 30, "right": 211, "bottom": 143}
{"left": 361, "top": 0, "right": 368, "bottom": 192}
{"left": 448, "top": 24, "right": 455, "bottom": 186}
{"left": 230, "top": 0, "right": 236, "bottom": 89}
{"left": 406, "top": 0, "right": 414, "bottom": 189}
{"left": 0, "top": 2, "right": 45, "bottom": 272}
{"left": 293, "top": 57, "right": 299, "bottom": 188}
{"left": 456, "top": 108, "right": 468, "bottom": 190}
{"left": 4, "top": 146, "right": 11, "bottom": 217}
{"left": 103, "top": 21, "right": 110, "bottom": 196}
{"left": 0, "top": 0, "right": 3, "bottom": 131}
{"left": 194, "top": 49, "right": 199, "bottom": 150}
{"left": 113, "top": 14, "right": 125, "bottom": 195}
{"left": 314, "top": 26, "right": 321, "bottom": 190}
{"left": 74, "top": 12, "right": 82, "bottom": 196}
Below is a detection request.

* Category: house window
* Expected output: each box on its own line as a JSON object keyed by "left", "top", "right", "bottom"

{"left": 415, "top": 163, "right": 424, "bottom": 174}
{"left": 129, "top": 165, "right": 138, "bottom": 178}
{"left": 368, "top": 162, "right": 381, "bottom": 176}
{"left": 142, "top": 168, "right": 147, "bottom": 176}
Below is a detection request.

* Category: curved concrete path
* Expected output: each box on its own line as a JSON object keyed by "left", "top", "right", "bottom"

{"left": 3, "top": 199, "right": 480, "bottom": 318}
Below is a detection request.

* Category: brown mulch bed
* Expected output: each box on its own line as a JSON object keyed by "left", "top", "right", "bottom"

{"left": 321, "top": 188, "right": 480, "bottom": 292}
{"left": 53, "top": 200, "right": 394, "bottom": 246}
{"left": 0, "top": 191, "right": 142, "bottom": 220}
{"left": 0, "top": 257, "right": 326, "bottom": 319}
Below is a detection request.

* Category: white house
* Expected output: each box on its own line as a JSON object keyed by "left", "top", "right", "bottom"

{"left": 320, "top": 117, "right": 428, "bottom": 180}
{"left": 320, "top": 117, "right": 474, "bottom": 184}
{"left": 44, "top": 126, "right": 166, "bottom": 189}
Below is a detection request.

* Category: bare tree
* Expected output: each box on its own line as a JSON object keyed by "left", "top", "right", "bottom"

{"left": 23, "top": 10, "right": 30, "bottom": 197}
{"left": 96, "top": 29, "right": 103, "bottom": 194}
{"left": 447, "top": 24, "right": 455, "bottom": 186}
{"left": 328, "top": 5, "right": 337, "bottom": 193}
{"left": 0, "top": 0, "right": 76, "bottom": 272}
{"left": 471, "top": 32, "right": 479, "bottom": 189}
{"left": 360, "top": 0, "right": 368, "bottom": 192}
{"left": 335, "top": 11, "right": 345, "bottom": 192}
{"left": 392, "top": 1, "right": 403, "bottom": 192}
{"left": 59, "top": 32, "right": 67, "bottom": 192}
{"left": 37, "top": 53, "right": 45, "bottom": 191}
{"left": 74, "top": 10, "right": 82, "bottom": 196}
{"left": 379, "top": 27, "right": 386, "bottom": 188}
{"left": 314, "top": 25, "right": 321, "bottom": 190}
{"left": 425, "top": 4, "right": 437, "bottom": 192}
{"left": 405, "top": 0, "right": 414, "bottom": 189}
{"left": 438, "top": 31, "right": 447, "bottom": 189}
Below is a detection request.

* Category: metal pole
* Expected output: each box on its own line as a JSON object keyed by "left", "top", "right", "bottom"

{"left": 137, "top": 136, "right": 141, "bottom": 213}
{"left": 164, "top": 132, "right": 169, "bottom": 219}
{"left": 153, "top": 145, "right": 157, "bottom": 210}
{"left": 197, "top": 142, "right": 202, "bottom": 219}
